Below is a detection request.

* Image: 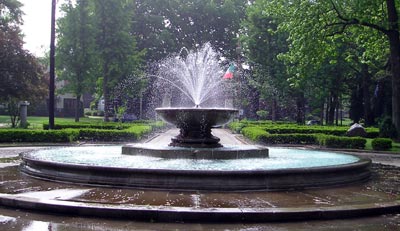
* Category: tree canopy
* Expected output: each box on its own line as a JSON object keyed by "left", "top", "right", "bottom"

{"left": 0, "top": 0, "right": 47, "bottom": 127}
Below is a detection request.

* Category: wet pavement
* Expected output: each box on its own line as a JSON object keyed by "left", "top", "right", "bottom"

{"left": 0, "top": 129, "right": 400, "bottom": 230}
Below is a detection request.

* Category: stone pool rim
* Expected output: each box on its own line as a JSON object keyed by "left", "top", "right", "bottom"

{"left": 20, "top": 150, "right": 372, "bottom": 191}
{"left": 0, "top": 192, "right": 399, "bottom": 223}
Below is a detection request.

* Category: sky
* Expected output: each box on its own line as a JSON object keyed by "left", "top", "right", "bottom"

{"left": 20, "top": 0, "right": 63, "bottom": 56}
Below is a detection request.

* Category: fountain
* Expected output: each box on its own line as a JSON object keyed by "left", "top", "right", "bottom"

{"left": 10, "top": 43, "right": 390, "bottom": 223}
{"left": 19, "top": 43, "right": 370, "bottom": 192}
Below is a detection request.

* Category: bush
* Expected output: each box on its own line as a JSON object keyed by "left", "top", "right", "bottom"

{"left": 229, "top": 122, "right": 380, "bottom": 139}
{"left": 0, "top": 129, "right": 79, "bottom": 142}
{"left": 229, "top": 122, "right": 246, "bottom": 133}
{"left": 43, "top": 122, "right": 131, "bottom": 130}
{"left": 241, "top": 127, "right": 269, "bottom": 141}
{"left": 371, "top": 138, "right": 392, "bottom": 151}
{"left": 78, "top": 129, "right": 135, "bottom": 141}
{"left": 0, "top": 122, "right": 159, "bottom": 143}
{"left": 260, "top": 134, "right": 318, "bottom": 145}
{"left": 379, "top": 117, "right": 398, "bottom": 138}
{"left": 256, "top": 110, "right": 268, "bottom": 120}
{"left": 322, "top": 136, "right": 366, "bottom": 149}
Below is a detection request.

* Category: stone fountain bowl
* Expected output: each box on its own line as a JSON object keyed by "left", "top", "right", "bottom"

{"left": 155, "top": 107, "right": 238, "bottom": 128}
{"left": 155, "top": 107, "right": 238, "bottom": 147}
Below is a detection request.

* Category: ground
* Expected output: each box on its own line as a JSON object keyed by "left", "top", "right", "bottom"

{"left": 0, "top": 129, "right": 399, "bottom": 230}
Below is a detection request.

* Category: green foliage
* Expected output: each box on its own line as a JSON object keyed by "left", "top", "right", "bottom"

{"left": 379, "top": 117, "right": 398, "bottom": 138}
{"left": 0, "top": 129, "right": 80, "bottom": 143}
{"left": 260, "top": 134, "right": 318, "bottom": 145}
{"left": 94, "top": 0, "right": 144, "bottom": 121}
{"left": 321, "top": 135, "right": 366, "bottom": 149}
{"left": 230, "top": 121, "right": 379, "bottom": 138}
{"left": 240, "top": 0, "right": 292, "bottom": 120}
{"left": 256, "top": 110, "right": 268, "bottom": 120}
{"left": 0, "top": 1, "right": 47, "bottom": 123}
{"left": 228, "top": 121, "right": 246, "bottom": 133}
{"left": 241, "top": 127, "right": 269, "bottom": 141}
{"left": 56, "top": 0, "right": 98, "bottom": 121}
{"left": 234, "top": 121, "right": 371, "bottom": 149}
{"left": 78, "top": 127, "right": 150, "bottom": 141}
{"left": 42, "top": 122, "right": 131, "bottom": 130}
{"left": 371, "top": 138, "right": 393, "bottom": 151}
{"left": 0, "top": 120, "right": 162, "bottom": 143}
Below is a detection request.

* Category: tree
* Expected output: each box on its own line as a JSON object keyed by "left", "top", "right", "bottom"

{"left": 94, "top": 0, "right": 143, "bottom": 121}
{"left": 133, "top": 0, "right": 248, "bottom": 62}
{"left": 251, "top": 0, "right": 396, "bottom": 130}
{"left": 0, "top": 0, "right": 47, "bottom": 127}
{"left": 278, "top": 0, "right": 398, "bottom": 134}
{"left": 57, "top": 0, "right": 98, "bottom": 122}
{"left": 240, "top": 0, "right": 291, "bottom": 121}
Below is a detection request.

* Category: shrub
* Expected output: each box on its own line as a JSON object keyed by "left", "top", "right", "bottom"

{"left": 125, "top": 125, "right": 153, "bottom": 139}
{"left": 322, "top": 136, "right": 366, "bottom": 149}
{"left": 0, "top": 129, "right": 79, "bottom": 142}
{"left": 241, "top": 127, "right": 269, "bottom": 141}
{"left": 378, "top": 117, "right": 398, "bottom": 138}
{"left": 256, "top": 110, "right": 268, "bottom": 120}
{"left": 43, "top": 122, "right": 131, "bottom": 130}
{"left": 228, "top": 122, "right": 246, "bottom": 133}
{"left": 78, "top": 125, "right": 153, "bottom": 141}
{"left": 259, "top": 134, "right": 318, "bottom": 145}
{"left": 78, "top": 129, "right": 135, "bottom": 141}
{"left": 371, "top": 138, "right": 392, "bottom": 151}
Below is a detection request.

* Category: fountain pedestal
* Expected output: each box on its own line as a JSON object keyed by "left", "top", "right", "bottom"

{"left": 171, "top": 127, "right": 221, "bottom": 148}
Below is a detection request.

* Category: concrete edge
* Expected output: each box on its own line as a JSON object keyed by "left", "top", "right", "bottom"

{"left": 0, "top": 193, "right": 399, "bottom": 222}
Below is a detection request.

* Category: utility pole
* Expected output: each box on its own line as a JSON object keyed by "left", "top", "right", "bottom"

{"left": 49, "top": 0, "right": 56, "bottom": 129}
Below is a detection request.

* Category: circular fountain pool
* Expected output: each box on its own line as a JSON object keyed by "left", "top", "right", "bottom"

{"left": 20, "top": 146, "right": 371, "bottom": 191}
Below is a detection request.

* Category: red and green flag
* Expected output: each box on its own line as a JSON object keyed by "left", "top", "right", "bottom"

{"left": 223, "top": 63, "right": 235, "bottom": 79}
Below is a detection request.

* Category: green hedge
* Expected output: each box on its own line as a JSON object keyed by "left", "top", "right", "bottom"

{"left": 239, "top": 126, "right": 367, "bottom": 149}
{"left": 321, "top": 135, "right": 366, "bottom": 149}
{"left": 263, "top": 126, "right": 346, "bottom": 136}
{"left": 371, "top": 138, "right": 392, "bottom": 151}
{"left": 78, "top": 129, "right": 136, "bottom": 141}
{"left": 229, "top": 122, "right": 379, "bottom": 138}
{"left": 228, "top": 122, "right": 246, "bottom": 133}
{"left": 241, "top": 127, "right": 269, "bottom": 141}
{"left": 241, "top": 127, "right": 318, "bottom": 145}
{"left": 0, "top": 125, "right": 154, "bottom": 143}
{"left": 0, "top": 129, "right": 79, "bottom": 142}
{"left": 43, "top": 122, "right": 131, "bottom": 130}
{"left": 260, "top": 133, "right": 318, "bottom": 145}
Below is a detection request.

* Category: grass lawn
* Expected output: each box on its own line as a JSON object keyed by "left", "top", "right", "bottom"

{"left": 0, "top": 115, "right": 103, "bottom": 129}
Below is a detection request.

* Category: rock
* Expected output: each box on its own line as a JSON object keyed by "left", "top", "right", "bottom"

{"left": 306, "top": 120, "right": 320, "bottom": 126}
{"left": 347, "top": 123, "right": 367, "bottom": 137}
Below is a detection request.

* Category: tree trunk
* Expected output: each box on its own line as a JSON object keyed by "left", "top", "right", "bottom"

{"left": 296, "top": 93, "right": 305, "bottom": 124}
{"left": 75, "top": 95, "right": 81, "bottom": 122}
{"left": 320, "top": 102, "right": 324, "bottom": 125}
{"left": 335, "top": 97, "right": 339, "bottom": 126}
{"left": 271, "top": 97, "right": 277, "bottom": 121}
{"left": 103, "top": 63, "right": 110, "bottom": 122}
{"left": 386, "top": 0, "right": 400, "bottom": 138}
{"left": 327, "top": 92, "right": 338, "bottom": 125}
{"left": 361, "top": 64, "right": 374, "bottom": 126}
{"left": 325, "top": 97, "right": 329, "bottom": 125}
